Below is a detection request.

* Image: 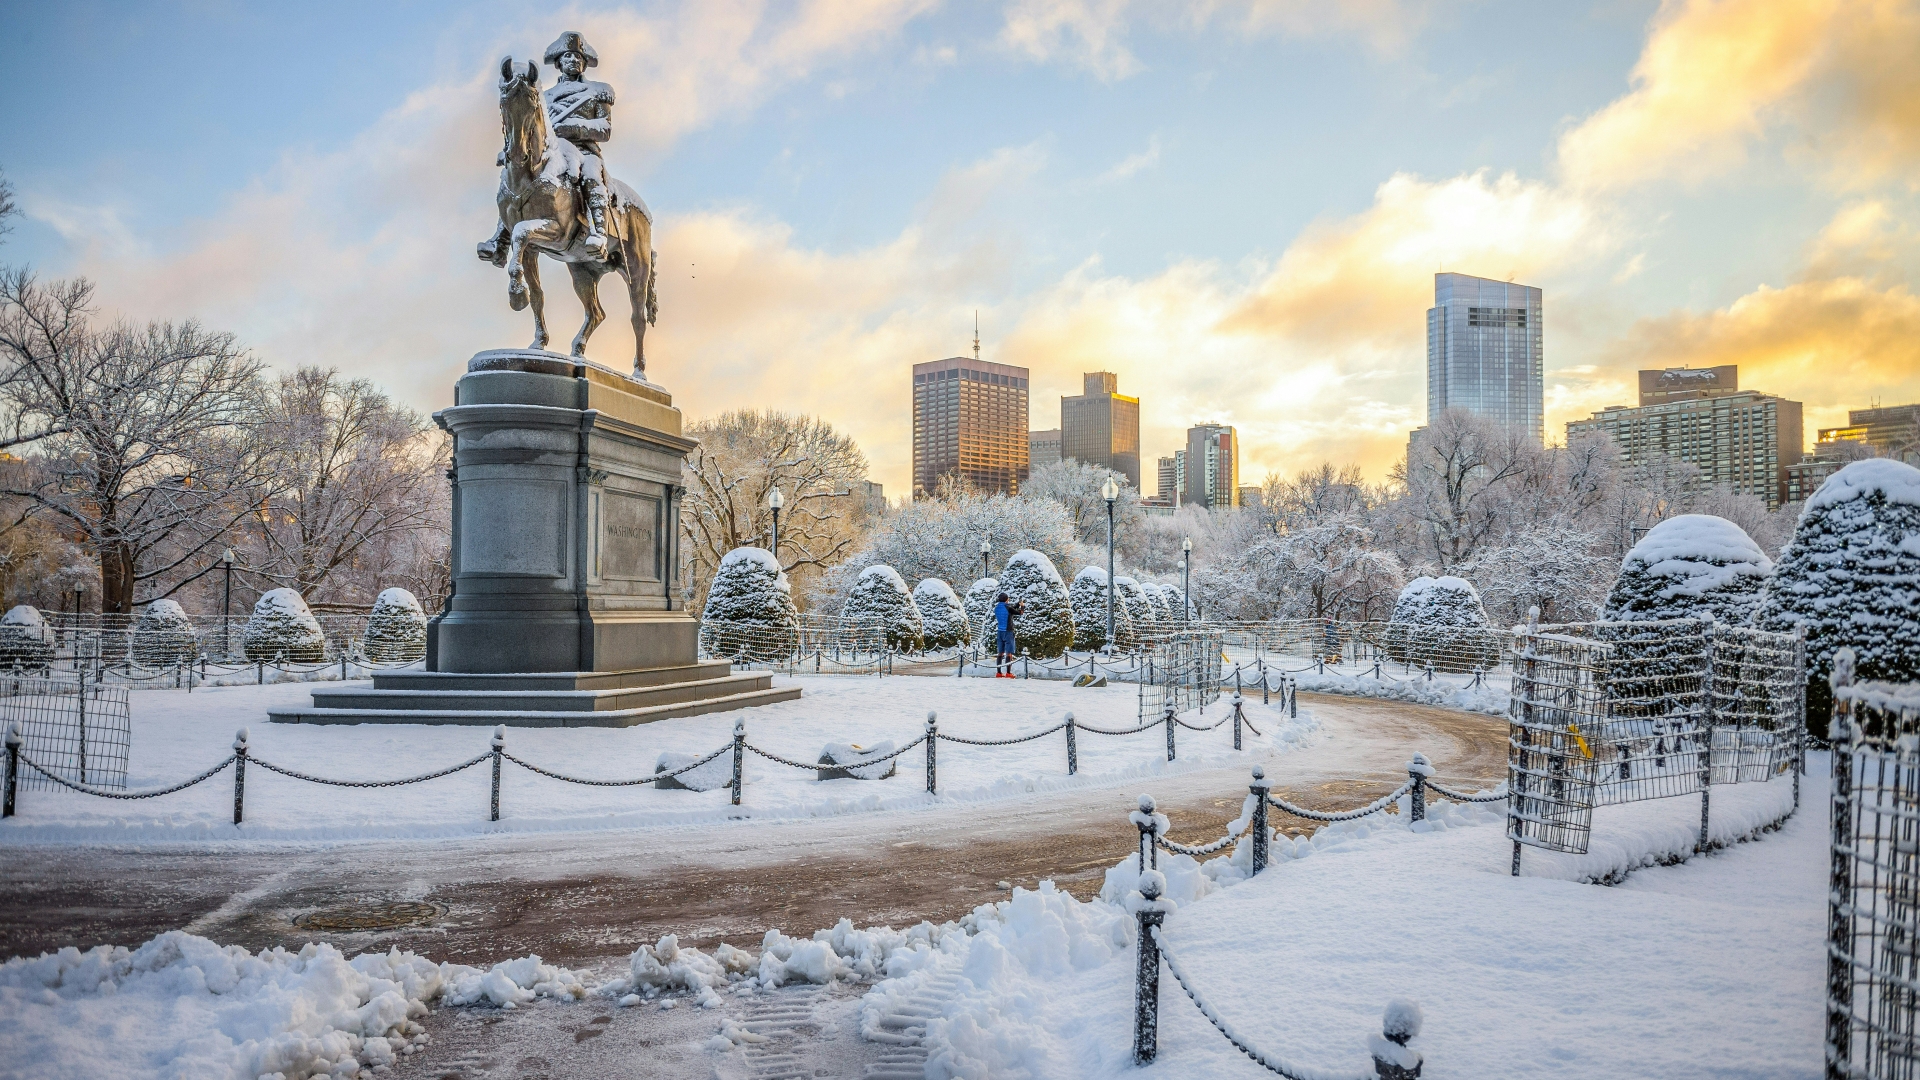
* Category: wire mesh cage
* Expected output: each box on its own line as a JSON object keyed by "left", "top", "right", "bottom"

{"left": 2, "top": 675, "right": 131, "bottom": 791}
{"left": 1827, "top": 669, "right": 1920, "bottom": 1080}
{"left": 1507, "top": 631, "right": 1606, "bottom": 854}
{"left": 1139, "top": 632, "right": 1223, "bottom": 723}
{"left": 1707, "top": 624, "right": 1805, "bottom": 785}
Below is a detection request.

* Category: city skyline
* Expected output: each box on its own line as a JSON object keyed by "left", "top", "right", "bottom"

{"left": 4, "top": 2, "right": 1918, "bottom": 498}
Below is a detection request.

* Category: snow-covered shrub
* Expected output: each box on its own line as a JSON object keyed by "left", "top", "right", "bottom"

{"left": 1603, "top": 515, "right": 1773, "bottom": 625}
{"left": 241, "top": 589, "right": 327, "bottom": 662}
{"left": 1144, "top": 583, "right": 1174, "bottom": 626}
{"left": 1756, "top": 458, "right": 1920, "bottom": 731}
{"left": 1115, "top": 577, "right": 1158, "bottom": 642}
{"left": 0, "top": 605, "right": 53, "bottom": 672}
{"left": 1383, "top": 576, "right": 1499, "bottom": 673}
{"left": 362, "top": 588, "right": 428, "bottom": 663}
{"left": 132, "top": 599, "right": 197, "bottom": 666}
{"left": 912, "top": 578, "right": 970, "bottom": 649}
{"left": 999, "top": 550, "right": 1074, "bottom": 658}
{"left": 842, "top": 565, "right": 924, "bottom": 651}
{"left": 1068, "top": 566, "right": 1133, "bottom": 651}
{"left": 1158, "top": 582, "right": 1189, "bottom": 622}
{"left": 701, "top": 547, "right": 800, "bottom": 661}
{"left": 963, "top": 577, "right": 999, "bottom": 649}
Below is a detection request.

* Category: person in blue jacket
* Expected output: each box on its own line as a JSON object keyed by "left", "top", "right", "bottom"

{"left": 992, "top": 592, "right": 1024, "bottom": 678}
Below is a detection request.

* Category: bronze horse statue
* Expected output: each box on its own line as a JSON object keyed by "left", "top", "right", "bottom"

{"left": 478, "top": 58, "right": 658, "bottom": 377}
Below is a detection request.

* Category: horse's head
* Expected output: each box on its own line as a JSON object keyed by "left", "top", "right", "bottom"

{"left": 496, "top": 57, "right": 547, "bottom": 169}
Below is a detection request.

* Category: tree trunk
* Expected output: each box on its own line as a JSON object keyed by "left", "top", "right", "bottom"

{"left": 99, "top": 539, "right": 137, "bottom": 614}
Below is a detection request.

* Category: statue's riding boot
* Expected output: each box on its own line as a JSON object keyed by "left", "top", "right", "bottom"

{"left": 584, "top": 201, "right": 609, "bottom": 258}
{"left": 477, "top": 222, "right": 510, "bottom": 267}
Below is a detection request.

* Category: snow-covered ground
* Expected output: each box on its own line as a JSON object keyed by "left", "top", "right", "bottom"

{"left": 0, "top": 763, "right": 1816, "bottom": 1079}
{"left": 0, "top": 675, "right": 1310, "bottom": 845}
{"left": 1237, "top": 651, "right": 1513, "bottom": 717}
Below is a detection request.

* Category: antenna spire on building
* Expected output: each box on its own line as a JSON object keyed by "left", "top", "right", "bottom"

{"left": 973, "top": 310, "right": 980, "bottom": 360}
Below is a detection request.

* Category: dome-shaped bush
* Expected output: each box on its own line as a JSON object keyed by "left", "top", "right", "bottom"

{"left": 1603, "top": 515, "right": 1772, "bottom": 625}
{"left": 0, "top": 605, "right": 53, "bottom": 672}
{"left": 363, "top": 588, "right": 429, "bottom": 663}
{"left": 1144, "top": 583, "right": 1174, "bottom": 626}
{"left": 1384, "top": 576, "right": 1499, "bottom": 673}
{"left": 242, "top": 589, "right": 327, "bottom": 662}
{"left": 1756, "top": 458, "right": 1920, "bottom": 733}
{"left": 913, "top": 578, "right": 970, "bottom": 650}
{"left": 133, "top": 599, "right": 198, "bottom": 666}
{"left": 701, "top": 547, "right": 801, "bottom": 661}
{"left": 1069, "top": 566, "right": 1133, "bottom": 651}
{"left": 843, "top": 565, "right": 924, "bottom": 651}
{"left": 1115, "top": 577, "right": 1158, "bottom": 643}
{"left": 999, "top": 550, "right": 1073, "bottom": 659}
{"left": 963, "top": 577, "right": 999, "bottom": 651}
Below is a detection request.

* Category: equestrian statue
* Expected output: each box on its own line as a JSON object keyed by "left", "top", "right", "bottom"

{"left": 477, "top": 31, "right": 659, "bottom": 378}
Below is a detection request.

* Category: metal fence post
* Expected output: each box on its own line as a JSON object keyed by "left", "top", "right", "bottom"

{"left": 1261, "top": 666, "right": 1270, "bottom": 706}
{"left": 75, "top": 665, "right": 88, "bottom": 785}
{"left": 1022, "top": 650, "right": 1030, "bottom": 679}
{"left": 256, "top": 659, "right": 264, "bottom": 685}
{"left": 1250, "top": 765, "right": 1271, "bottom": 875}
{"left": 1408, "top": 753, "right": 1430, "bottom": 823}
{"left": 1698, "top": 621, "right": 1717, "bottom": 855}
{"left": 1132, "top": 870, "right": 1168, "bottom": 1065}
{"left": 1372, "top": 1001, "right": 1425, "bottom": 1079}
{"left": 730, "top": 719, "right": 746, "bottom": 806}
{"left": 1826, "top": 650, "right": 1857, "bottom": 1076}
{"left": 3, "top": 722, "right": 20, "bottom": 818}
{"left": 231, "top": 728, "right": 248, "bottom": 826}
{"left": 1289, "top": 678, "right": 1297, "bottom": 719}
{"left": 925, "top": 711, "right": 937, "bottom": 795}
{"left": 490, "top": 725, "right": 505, "bottom": 823}
{"left": 1164, "top": 702, "right": 1176, "bottom": 761}
{"left": 1065, "top": 711, "right": 1077, "bottom": 775}
{"left": 1232, "top": 692, "right": 1243, "bottom": 750}
{"left": 1135, "top": 793, "right": 1159, "bottom": 871}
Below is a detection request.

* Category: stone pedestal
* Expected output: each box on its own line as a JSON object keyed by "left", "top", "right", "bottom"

{"left": 269, "top": 349, "right": 800, "bottom": 726}
{"left": 429, "top": 349, "right": 696, "bottom": 673}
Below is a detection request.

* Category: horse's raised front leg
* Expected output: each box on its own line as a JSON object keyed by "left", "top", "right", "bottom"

{"left": 567, "top": 262, "right": 606, "bottom": 357}
{"left": 505, "top": 219, "right": 548, "bottom": 311}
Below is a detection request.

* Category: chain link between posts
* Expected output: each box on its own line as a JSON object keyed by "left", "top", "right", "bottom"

{"left": 18, "top": 752, "right": 235, "bottom": 800}
{"left": 247, "top": 753, "right": 491, "bottom": 789}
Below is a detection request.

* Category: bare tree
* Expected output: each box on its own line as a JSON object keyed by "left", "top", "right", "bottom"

{"left": 238, "top": 367, "right": 443, "bottom": 602}
{"left": 0, "top": 270, "right": 273, "bottom": 613}
{"left": 1022, "top": 457, "right": 1146, "bottom": 556}
{"left": 1389, "top": 409, "right": 1533, "bottom": 571}
{"left": 681, "top": 409, "right": 871, "bottom": 608}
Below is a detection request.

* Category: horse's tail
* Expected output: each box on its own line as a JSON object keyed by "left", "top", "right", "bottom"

{"left": 646, "top": 247, "right": 659, "bottom": 326}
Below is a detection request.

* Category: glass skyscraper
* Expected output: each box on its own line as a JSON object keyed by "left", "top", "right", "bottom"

{"left": 1426, "top": 273, "right": 1543, "bottom": 443}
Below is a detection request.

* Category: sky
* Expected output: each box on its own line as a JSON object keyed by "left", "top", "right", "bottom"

{"left": 1, "top": 0, "right": 1917, "bottom": 498}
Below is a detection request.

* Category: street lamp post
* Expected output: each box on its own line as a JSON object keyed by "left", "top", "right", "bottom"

{"left": 1102, "top": 475, "right": 1119, "bottom": 651}
{"left": 221, "top": 549, "right": 235, "bottom": 658}
{"left": 979, "top": 539, "right": 991, "bottom": 583}
{"left": 1181, "top": 536, "right": 1192, "bottom": 622}
{"left": 767, "top": 487, "right": 785, "bottom": 562}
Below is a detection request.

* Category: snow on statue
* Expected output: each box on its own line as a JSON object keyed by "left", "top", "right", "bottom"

{"left": 242, "top": 589, "right": 327, "bottom": 662}
{"left": 998, "top": 550, "right": 1073, "bottom": 659}
{"left": 842, "top": 565, "right": 924, "bottom": 652}
{"left": 912, "top": 578, "right": 970, "bottom": 650}
{"left": 1756, "top": 458, "right": 1920, "bottom": 731}
{"left": 1069, "top": 566, "right": 1132, "bottom": 651}
{"left": 1602, "top": 514, "right": 1773, "bottom": 625}
{"left": 700, "top": 547, "right": 800, "bottom": 661}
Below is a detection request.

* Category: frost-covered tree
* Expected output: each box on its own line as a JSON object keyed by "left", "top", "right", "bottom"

{"left": 1756, "top": 459, "right": 1920, "bottom": 729}
{"left": 842, "top": 565, "right": 924, "bottom": 651}
{"left": 242, "top": 587, "right": 326, "bottom": 661}
{"left": 1462, "top": 525, "right": 1612, "bottom": 626}
{"left": 1383, "top": 576, "right": 1498, "bottom": 672}
{"left": 1068, "top": 566, "right": 1133, "bottom": 651}
{"left": 362, "top": 587, "right": 428, "bottom": 662}
{"left": 701, "top": 547, "right": 800, "bottom": 660}
{"left": 818, "top": 488, "right": 1080, "bottom": 612}
{"left": 913, "top": 578, "right": 970, "bottom": 649}
{"left": 1022, "top": 458, "right": 1147, "bottom": 558}
{"left": 999, "top": 550, "right": 1074, "bottom": 658}
{"left": 1602, "top": 514, "right": 1772, "bottom": 625}
{"left": 1115, "top": 576, "right": 1158, "bottom": 641}
{"left": 132, "top": 598, "right": 197, "bottom": 666}
{"left": 0, "top": 604, "right": 52, "bottom": 670}
{"left": 963, "top": 577, "right": 999, "bottom": 648}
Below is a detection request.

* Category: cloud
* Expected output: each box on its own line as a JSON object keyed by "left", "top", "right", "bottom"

{"left": 1591, "top": 274, "right": 1920, "bottom": 438}
{"left": 1098, "top": 135, "right": 1161, "bottom": 182}
{"left": 997, "top": 0, "right": 1427, "bottom": 79}
{"left": 1556, "top": 0, "right": 1920, "bottom": 191}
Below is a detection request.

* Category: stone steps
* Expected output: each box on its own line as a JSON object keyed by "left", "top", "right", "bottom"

{"left": 267, "top": 682, "right": 801, "bottom": 728}
{"left": 305, "top": 672, "right": 775, "bottom": 713}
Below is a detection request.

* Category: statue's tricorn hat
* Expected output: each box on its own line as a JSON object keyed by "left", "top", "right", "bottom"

{"left": 543, "top": 31, "right": 599, "bottom": 68}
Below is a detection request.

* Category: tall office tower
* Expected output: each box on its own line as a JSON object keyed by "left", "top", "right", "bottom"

{"left": 1156, "top": 455, "right": 1179, "bottom": 501}
{"left": 1029, "top": 429, "right": 1062, "bottom": 470}
{"left": 1566, "top": 366, "right": 1803, "bottom": 510}
{"left": 1427, "top": 273, "right": 1544, "bottom": 443}
{"left": 1060, "top": 372, "right": 1142, "bottom": 489}
{"left": 912, "top": 357, "right": 1030, "bottom": 498}
{"left": 1183, "top": 425, "right": 1238, "bottom": 509}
